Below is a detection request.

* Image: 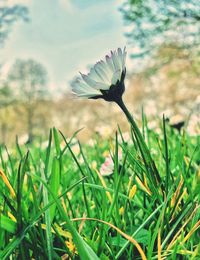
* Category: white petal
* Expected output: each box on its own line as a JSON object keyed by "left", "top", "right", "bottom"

{"left": 89, "top": 67, "right": 110, "bottom": 88}
{"left": 94, "top": 82, "right": 110, "bottom": 90}
{"left": 95, "top": 61, "right": 111, "bottom": 84}
{"left": 111, "top": 50, "right": 121, "bottom": 73}
{"left": 74, "top": 93, "right": 100, "bottom": 98}
{"left": 83, "top": 74, "right": 110, "bottom": 90}
{"left": 100, "top": 60, "right": 113, "bottom": 82}
{"left": 117, "top": 48, "right": 123, "bottom": 70}
{"left": 72, "top": 78, "right": 102, "bottom": 97}
{"left": 105, "top": 55, "right": 115, "bottom": 73}
{"left": 94, "top": 63, "right": 108, "bottom": 84}
{"left": 94, "top": 63, "right": 104, "bottom": 79}
{"left": 111, "top": 69, "right": 121, "bottom": 85}
{"left": 88, "top": 67, "right": 101, "bottom": 82}
{"left": 122, "top": 47, "right": 127, "bottom": 71}
{"left": 80, "top": 73, "right": 98, "bottom": 88}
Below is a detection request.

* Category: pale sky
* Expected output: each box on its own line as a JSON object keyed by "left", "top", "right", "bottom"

{"left": 1, "top": 0, "right": 127, "bottom": 92}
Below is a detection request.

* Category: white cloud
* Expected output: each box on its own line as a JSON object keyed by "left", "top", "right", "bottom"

{"left": 58, "top": 0, "right": 75, "bottom": 12}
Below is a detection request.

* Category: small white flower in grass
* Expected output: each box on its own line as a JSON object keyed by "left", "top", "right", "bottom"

{"left": 100, "top": 151, "right": 122, "bottom": 177}
{"left": 100, "top": 155, "right": 114, "bottom": 176}
{"left": 71, "top": 47, "right": 127, "bottom": 101}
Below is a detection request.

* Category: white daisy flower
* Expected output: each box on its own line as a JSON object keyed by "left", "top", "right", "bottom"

{"left": 71, "top": 47, "right": 127, "bottom": 101}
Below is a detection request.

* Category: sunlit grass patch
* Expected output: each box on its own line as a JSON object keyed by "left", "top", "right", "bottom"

{"left": 0, "top": 117, "right": 199, "bottom": 259}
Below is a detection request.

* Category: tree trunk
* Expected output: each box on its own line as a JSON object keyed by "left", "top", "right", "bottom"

{"left": 27, "top": 103, "right": 34, "bottom": 143}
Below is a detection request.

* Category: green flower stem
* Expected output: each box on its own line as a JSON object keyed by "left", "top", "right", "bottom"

{"left": 115, "top": 97, "right": 161, "bottom": 186}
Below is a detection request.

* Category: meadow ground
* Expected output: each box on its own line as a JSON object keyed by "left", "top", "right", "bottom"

{"left": 0, "top": 116, "right": 199, "bottom": 259}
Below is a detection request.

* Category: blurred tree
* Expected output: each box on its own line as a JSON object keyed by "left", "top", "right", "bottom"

{"left": 0, "top": 1, "right": 29, "bottom": 143}
{"left": 8, "top": 59, "right": 48, "bottom": 143}
{"left": 0, "top": 81, "right": 14, "bottom": 143}
{"left": 125, "top": 43, "right": 200, "bottom": 125}
{"left": 0, "top": 1, "right": 29, "bottom": 47}
{"left": 0, "top": 84, "right": 13, "bottom": 108}
{"left": 120, "top": 0, "right": 200, "bottom": 62}
{"left": 120, "top": 0, "right": 200, "bottom": 124}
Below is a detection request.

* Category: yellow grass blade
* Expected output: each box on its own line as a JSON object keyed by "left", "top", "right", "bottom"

{"left": 40, "top": 223, "right": 72, "bottom": 239}
{"left": 135, "top": 176, "right": 151, "bottom": 196}
{"left": 129, "top": 184, "right": 137, "bottom": 199}
{"left": 7, "top": 212, "right": 17, "bottom": 222}
{"left": 66, "top": 239, "right": 78, "bottom": 254}
{"left": 170, "top": 175, "right": 184, "bottom": 208}
{"left": 157, "top": 229, "right": 162, "bottom": 260}
{"left": 166, "top": 204, "right": 199, "bottom": 252}
{"left": 119, "top": 206, "right": 124, "bottom": 215}
{"left": 182, "top": 220, "right": 200, "bottom": 243}
{"left": 0, "top": 169, "right": 15, "bottom": 198}
{"left": 170, "top": 188, "right": 187, "bottom": 221}
{"left": 72, "top": 217, "right": 147, "bottom": 260}
{"left": 95, "top": 169, "right": 112, "bottom": 203}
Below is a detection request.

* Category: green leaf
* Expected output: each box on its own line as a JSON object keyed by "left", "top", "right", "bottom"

{"left": 30, "top": 172, "right": 100, "bottom": 260}
{"left": 41, "top": 169, "right": 54, "bottom": 260}
{"left": 0, "top": 215, "right": 17, "bottom": 234}
{"left": 53, "top": 127, "right": 61, "bottom": 156}
{"left": 134, "top": 228, "right": 149, "bottom": 245}
{"left": 49, "top": 157, "right": 60, "bottom": 223}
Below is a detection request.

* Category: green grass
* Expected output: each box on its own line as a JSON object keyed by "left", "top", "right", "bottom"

{"left": 0, "top": 117, "right": 199, "bottom": 259}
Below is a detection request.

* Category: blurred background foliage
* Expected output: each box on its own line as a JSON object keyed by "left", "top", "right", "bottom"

{"left": 0, "top": 0, "right": 199, "bottom": 145}
{"left": 0, "top": 1, "right": 29, "bottom": 46}
{"left": 121, "top": 0, "right": 200, "bottom": 59}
